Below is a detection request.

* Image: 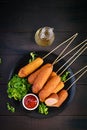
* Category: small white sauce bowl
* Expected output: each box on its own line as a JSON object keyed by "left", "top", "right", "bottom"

{"left": 22, "top": 93, "right": 39, "bottom": 111}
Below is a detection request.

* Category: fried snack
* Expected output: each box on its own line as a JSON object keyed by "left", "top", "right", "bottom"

{"left": 28, "top": 63, "right": 51, "bottom": 84}
{"left": 48, "top": 71, "right": 57, "bottom": 80}
{"left": 45, "top": 93, "right": 59, "bottom": 106}
{"left": 52, "top": 89, "right": 68, "bottom": 107}
{"left": 18, "top": 57, "right": 43, "bottom": 78}
{"left": 39, "top": 75, "right": 61, "bottom": 102}
{"left": 32, "top": 64, "right": 53, "bottom": 94}
{"left": 53, "top": 81, "right": 64, "bottom": 93}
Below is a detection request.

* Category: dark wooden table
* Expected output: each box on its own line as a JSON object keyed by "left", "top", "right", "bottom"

{"left": 0, "top": 0, "right": 87, "bottom": 130}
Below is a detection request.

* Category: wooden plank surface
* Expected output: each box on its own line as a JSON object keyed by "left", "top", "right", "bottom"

{"left": 0, "top": 0, "right": 87, "bottom": 130}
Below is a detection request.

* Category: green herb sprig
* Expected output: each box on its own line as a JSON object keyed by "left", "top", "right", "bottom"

{"left": 29, "top": 52, "right": 37, "bottom": 63}
{"left": 7, "top": 74, "right": 31, "bottom": 101}
{"left": 38, "top": 103, "right": 49, "bottom": 115}
{"left": 61, "top": 71, "right": 70, "bottom": 82}
{"left": 0, "top": 58, "right": 1, "bottom": 64}
{"left": 7, "top": 102, "right": 15, "bottom": 113}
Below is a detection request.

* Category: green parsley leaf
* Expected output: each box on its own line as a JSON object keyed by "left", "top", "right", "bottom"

{"left": 29, "top": 52, "right": 37, "bottom": 63}
{"left": 7, "top": 74, "right": 31, "bottom": 101}
{"left": 7, "top": 102, "right": 15, "bottom": 113}
{"left": 38, "top": 102, "right": 49, "bottom": 115}
{"left": 0, "top": 58, "right": 1, "bottom": 64}
{"left": 61, "top": 71, "right": 70, "bottom": 82}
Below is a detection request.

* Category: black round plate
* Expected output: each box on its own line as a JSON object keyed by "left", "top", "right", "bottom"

{"left": 9, "top": 51, "right": 76, "bottom": 118}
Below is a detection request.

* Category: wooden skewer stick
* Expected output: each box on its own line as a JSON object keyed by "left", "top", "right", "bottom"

{"left": 64, "top": 65, "right": 87, "bottom": 83}
{"left": 42, "top": 33, "right": 78, "bottom": 59}
{"left": 57, "top": 43, "right": 87, "bottom": 75}
{"left": 52, "top": 33, "right": 78, "bottom": 65}
{"left": 54, "top": 39, "right": 87, "bottom": 65}
{"left": 59, "top": 47, "right": 87, "bottom": 76}
{"left": 66, "top": 69, "right": 87, "bottom": 91}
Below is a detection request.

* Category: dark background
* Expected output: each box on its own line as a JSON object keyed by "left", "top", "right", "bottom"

{"left": 0, "top": 0, "right": 87, "bottom": 130}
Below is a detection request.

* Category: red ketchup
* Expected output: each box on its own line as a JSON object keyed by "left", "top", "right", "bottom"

{"left": 22, "top": 94, "right": 39, "bottom": 110}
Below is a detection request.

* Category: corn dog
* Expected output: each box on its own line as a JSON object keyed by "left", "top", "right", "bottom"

{"left": 48, "top": 71, "right": 57, "bottom": 80}
{"left": 18, "top": 57, "right": 43, "bottom": 78}
{"left": 52, "top": 89, "right": 68, "bottom": 107}
{"left": 53, "top": 81, "right": 64, "bottom": 93}
{"left": 32, "top": 64, "right": 53, "bottom": 94}
{"left": 28, "top": 63, "right": 51, "bottom": 84}
{"left": 39, "top": 75, "right": 61, "bottom": 102}
{"left": 45, "top": 93, "right": 59, "bottom": 106}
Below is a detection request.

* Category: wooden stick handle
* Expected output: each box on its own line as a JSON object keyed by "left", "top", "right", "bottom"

{"left": 43, "top": 33, "right": 78, "bottom": 59}
{"left": 64, "top": 65, "right": 87, "bottom": 83}
{"left": 55, "top": 39, "right": 87, "bottom": 64}
{"left": 66, "top": 69, "right": 87, "bottom": 91}
{"left": 57, "top": 44, "right": 87, "bottom": 75}
{"left": 52, "top": 33, "right": 78, "bottom": 65}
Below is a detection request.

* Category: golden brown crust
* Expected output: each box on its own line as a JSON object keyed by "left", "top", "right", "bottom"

{"left": 32, "top": 64, "right": 53, "bottom": 94}
{"left": 28, "top": 63, "right": 52, "bottom": 84}
{"left": 18, "top": 57, "right": 43, "bottom": 78}
{"left": 45, "top": 93, "right": 59, "bottom": 106}
{"left": 39, "top": 75, "right": 61, "bottom": 102}
{"left": 52, "top": 90, "right": 68, "bottom": 107}
{"left": 53, "top": 81, "right": 64, "bottom": 93}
